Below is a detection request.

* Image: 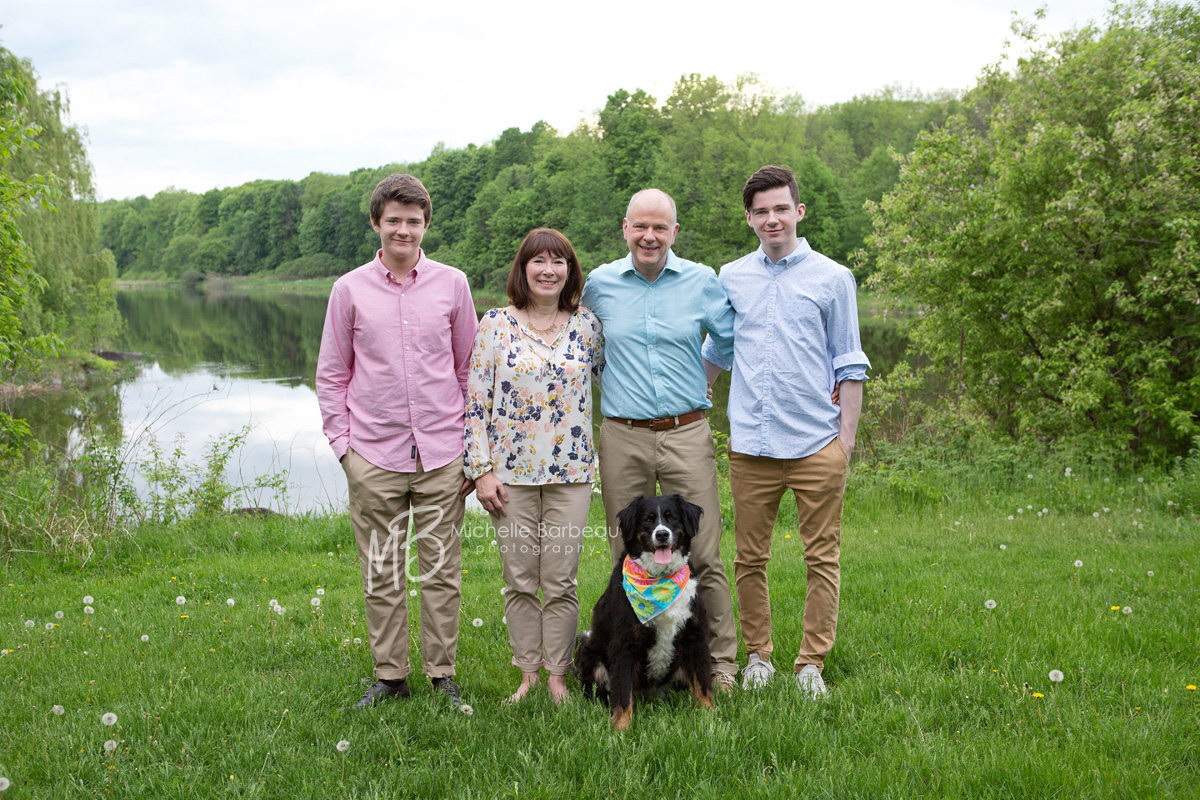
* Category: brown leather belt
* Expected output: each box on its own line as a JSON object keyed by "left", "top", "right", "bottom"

{"left": 605, "top": 409, "right": 706, "bottom": 432}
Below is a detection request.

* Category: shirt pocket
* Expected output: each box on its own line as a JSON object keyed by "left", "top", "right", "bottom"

{"left": 419, "top": 311, "right": 452, "bottom": 354}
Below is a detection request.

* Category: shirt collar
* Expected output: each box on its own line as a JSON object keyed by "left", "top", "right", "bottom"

{"left": 371, "top": 248, "right": 428, "bottom": 283}
{"left": 758, "top": 238, "right": 810, "bottom": 268}
{"left": 618, "top": 249, "right": 682, "bottom": 278}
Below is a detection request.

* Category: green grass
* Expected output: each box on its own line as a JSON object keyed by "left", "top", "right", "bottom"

{"left": 2, "top": 472, "right": 1198, "bottom": 798}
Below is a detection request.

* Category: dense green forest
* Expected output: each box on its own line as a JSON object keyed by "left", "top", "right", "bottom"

{"left": 96, "top": 76, "right": 960, "bottom": 288}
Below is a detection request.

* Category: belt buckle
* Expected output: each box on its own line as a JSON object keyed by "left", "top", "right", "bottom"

{"left": 650, "top": 417, "right": 674, "bottom": 431}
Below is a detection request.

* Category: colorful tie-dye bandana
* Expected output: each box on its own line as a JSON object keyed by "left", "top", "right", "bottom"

{"left": 622, "top": 556, "right": 691, "bottom": 623}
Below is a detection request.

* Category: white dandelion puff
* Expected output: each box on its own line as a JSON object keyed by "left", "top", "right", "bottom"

{"left": 985, "top": 599, "right": 997, "bottom": 609}
{"left": 45, "top": 622, "right": 54, "bottom": 631}
{"left": 52, "top": 705, "right": 64, "bottom": 715}
{"left": 311, "top": 597, "right": 321, "bottom": 607}
{"left": 459, "top": 704, "right": 474, "bottom": 715}
{"left": 353, "top": 637, "right": 362, "bottom": 645}
{"left": 1007, "top": 515, "right": 1014, "bottom": 521}
{"left": 502, "top": 616, "right": 507, "bottom": 625}
{"left": 1122, "top": 606, "right": 1132, "bottom": 615}
{"left": 274, "top": 605, "right": 285, "bottom": 615}
{"left": 103, "top": 739, "right": 117, "bottom": 753}
{"left": 85, "top": 606, "right": 94, "bottom": 615}
{"left": 1000, "top": 544, "right": 1007, "bottom": 550}
{"left": 226, "top": 598, "right": 235, "bottom": 607}
{"left": 83, "top": 595, "right": 94, "bottom": 605}
{"left": 141, "top": 635, "right": 149, "bottom": 642}
{"left": 101, "top": 712, "right": 118, "bottom": 726}
{"left": 1074, "top": 560, "right": 1083, "bottom": 568}
{"left": 0, "top": 777, "right": 10, "bottom": 791}
{"left": 1147, "top": 571, "right": 1154, "bottom": 577}
{"left": 336, "top": 739, "right": 349, "bottom": 753}
{"left": 54, "top": 611, "right": 63, "bottom": 619}
{"left": 342, "top": 638, "right": 350, "bottom": 645}
{"left": 409, "top": 589, "right": 417, "bottom": 597}
{"left": 1049, "top": 670, "right": 1064, "bottom": 683}
{"left": 24, "top": 620, "right": 34, "bottom": 629}
{"left": 269, "top": 599, "right": 278, "bottom": 608}
{"left": 316, "top": 588, "right": 325, "bottom": 596}
{"left": 175, "top": 596, "right": 186, "bottom": 606}
{"left": 472, "top": 618, "right": 483, "bottom": 627}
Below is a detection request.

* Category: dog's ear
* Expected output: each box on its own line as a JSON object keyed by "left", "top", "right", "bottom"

{"left": 616, "top": 497, "right": 644, "bottom": 556}
{"left": 679, "top": 498, "right": 703, "bottom": 541}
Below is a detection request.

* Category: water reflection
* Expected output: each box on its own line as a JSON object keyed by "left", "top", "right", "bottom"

{"left": 12, "top": 288, "right": 909, "bottom": 515}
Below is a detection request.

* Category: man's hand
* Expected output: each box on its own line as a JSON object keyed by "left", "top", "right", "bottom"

{"left": 458, "top": 476, "right": 476, "bottom": 501}
{"left": 473, "top": 471, "right": 508, "bottom": 518}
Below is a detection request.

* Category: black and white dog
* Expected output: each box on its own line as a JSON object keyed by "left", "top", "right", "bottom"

{"left": 576, "top": 495, "right": 714, "bottom": 730}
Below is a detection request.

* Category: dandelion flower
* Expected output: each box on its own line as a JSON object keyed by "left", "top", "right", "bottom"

{"left": 226, "top": 598, "right": 235, "bottom": 607}
{"left": 1147, "top": 571, "right": 1154, "bottom": 577}
{"left": 1188, "top": 685, "right": 1196, "bottom": 691}
{"left": 1000, "top": 544, "right": 1007, "bottom": 550}
{"left": 103, "top": 739, "right": 117, "bottom": 753}
{"left": 269, "top": 599, "right": 278, "bottom": 608}
{"left": 1111, "top": 605, "right": 1120, "bottom": 611}
{"left": 1041, "top": 508, "right": 1048, "bottom": 514}
{"left": 1032, "top": 692, "right": 1044, "bottom": 698}
{"left": 85, "top": 606, "right": 94, "bottom": 615}
{"left": 342, "top": 638, "right": 350, "bottom": 645}
{"left": 353, "top": 637, "right": 362, "bottom": 645}
{"left": 459, "top": 704, "right": 474, "bottom": 715}
{"left": 45, "top": 622, "right": 54, "bottom": 631}
{"left": 1007, "top": 515, "right": 1013, "bottom": 521}
{"left": 52, "top": 705, "right": 64, "bottom": 715}
{"left": 274, "top": 605, "right": 285, "bottom": 615}
{"left": 175, "top": 596, "right": 186, "bottom": 606}
{"left": 101, "top": 712, "right": 118, "bottom": 726}
{"left": 409, "top": 589, "right": 417, "bottom": 597}
{"left": 1092, "top": 512, "right": 1100, "bottom": 518}
{"left": 1074, "top": 560, "right": 1083, "bottom": 568}
{"left": 336, "top": 739, "right": 349, "bottom": 753}
{"left": 0, "top": 777, "right": 10, "bottom": 791}
{"left": 316, "top": 588, "right": 325, "bottom": 596}
{"left": 1049, "top": 670, "right": 1064, "bottom": 683}
{"left": 24, "top": 620, "right": 34, "bottom": 629}
{"left": 1122, "top": 606, "right": 1132, "bottom": 615}
{"left": 502, "top": 616, "right": 507, "bottom": 625}
{"left": 83, "top": 595, "right": 94, "bottom": 604}
{"left": 141, "top": 635, "right": 149, "bottom": 642}
{"left": 985, "top": 600, "right": 997, "bottom": 610}
{"left": 472, "top": 618, "right": 484, "bottom": 628}
{"left": 311, "top": 598, "right": 321, "bottom": 608}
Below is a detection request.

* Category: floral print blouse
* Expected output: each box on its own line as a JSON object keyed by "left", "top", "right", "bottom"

{"left": 465, "top": 307, "right": 604, "bottom": 485}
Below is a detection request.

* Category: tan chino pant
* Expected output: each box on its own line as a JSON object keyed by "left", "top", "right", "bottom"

{"left": 597, "top": 417, "right": 738, "bottom": 676}
{"left": 342, "top": 448, "right": 464, "bottom": 681}
{"left": 729, "top": 438, "right": 848, "bottom": 672}
{"left": 494, "top": 482, "right": 592, "bottom": 674}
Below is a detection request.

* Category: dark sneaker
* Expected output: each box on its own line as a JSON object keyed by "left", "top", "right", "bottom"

{"left": 351, "top": 678, "right": 410, "bottom": 709}
{"left": 431, "top": 676, "right": 462, "bottom": 707}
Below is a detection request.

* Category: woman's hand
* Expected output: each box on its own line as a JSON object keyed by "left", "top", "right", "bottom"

{"left": 474, "top": 471, "right": 509, "bottom": 518}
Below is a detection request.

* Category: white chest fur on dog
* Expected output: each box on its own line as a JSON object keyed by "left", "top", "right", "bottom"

{"left": 644, "top": 578, "right": 698, "bottom": 682}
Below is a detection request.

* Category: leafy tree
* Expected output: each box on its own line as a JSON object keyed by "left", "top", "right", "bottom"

{"left": 869, "top": 2, "right": 1200, "bottom": 460}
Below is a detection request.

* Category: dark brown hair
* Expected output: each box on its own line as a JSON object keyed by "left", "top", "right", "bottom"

{"left": 370, "top": 174, "right": 432, "bottom": 225}
{"left": 506, "top": 228, "right": 582, "bottom": 312}
{"left": 742, "top": 165, "right": 800, "bottom": 211}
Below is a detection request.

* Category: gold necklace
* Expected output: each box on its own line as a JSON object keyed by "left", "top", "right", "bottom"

{"left": 525, "top": 309, "right": 561, "bottom": 338}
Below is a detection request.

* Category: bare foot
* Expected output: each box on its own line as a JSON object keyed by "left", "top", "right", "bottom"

{"left": 548, "top": 674, "right": 569, "bottom": 705}
{"left": 504, "top": 671, "right": 540, "bottom": 704}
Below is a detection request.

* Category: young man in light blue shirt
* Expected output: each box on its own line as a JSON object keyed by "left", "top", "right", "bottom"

{"left": 702, "top": 165, "right": 870, "bottom": 697}
{"left": 581, "top": 188, "right": 740, "bottom": 688}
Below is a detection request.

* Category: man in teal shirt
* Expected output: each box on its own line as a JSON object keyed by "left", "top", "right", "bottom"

{"left": 580, "top": 188, "right": 739, "bottom": 687}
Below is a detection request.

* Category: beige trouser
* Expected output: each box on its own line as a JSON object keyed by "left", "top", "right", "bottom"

{"left": 494, "top": 482, "right": 592, "bottom": 674}
{"left": 342, "top": 448, "right": 464, "bottom": 681}
{"left": 597, "top": 417, "right": 737, "bottom": 675}
{"left": 729, "top": 439, "right": 848, "bottom": 672}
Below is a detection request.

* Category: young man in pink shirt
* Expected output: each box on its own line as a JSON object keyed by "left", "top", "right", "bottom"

{"left": 316, "top": 174, "right": 477, "bottom": 709}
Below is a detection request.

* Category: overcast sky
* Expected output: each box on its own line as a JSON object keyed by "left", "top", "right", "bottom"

{"left": 3, "top": 0, "right": 1116, "bottom": 200}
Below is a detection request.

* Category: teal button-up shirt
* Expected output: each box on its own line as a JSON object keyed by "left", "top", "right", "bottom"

{"left": 581, "top": 250, "right": 734, "bottom": 420}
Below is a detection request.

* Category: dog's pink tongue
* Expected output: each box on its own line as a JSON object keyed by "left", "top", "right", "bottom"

{"left": 654, "top": 547, "right": 672, "bottom": 565}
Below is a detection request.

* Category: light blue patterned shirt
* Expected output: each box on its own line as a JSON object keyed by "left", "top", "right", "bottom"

{"left": 582, "top": 250, "right": 734, "bottom": 419}
{"left": 701, "top": 239, "right": 870, "bottom": 459}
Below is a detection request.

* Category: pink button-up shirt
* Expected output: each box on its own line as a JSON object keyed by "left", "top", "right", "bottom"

{"left": 316, "top": 250, "right": 477, "bottom": 473}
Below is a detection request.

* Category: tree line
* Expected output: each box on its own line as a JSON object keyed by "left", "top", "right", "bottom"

{"left": 97, "top": 75, "right": 960, "bottom": 288}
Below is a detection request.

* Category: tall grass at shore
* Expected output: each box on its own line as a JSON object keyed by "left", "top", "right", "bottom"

{"left": 2, "top": 461, "right": 1197, "bottom": 798}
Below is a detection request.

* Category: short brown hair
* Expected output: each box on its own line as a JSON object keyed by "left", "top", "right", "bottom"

{"left": 742, "top": 165, "right": 800, "bottom": 211}
{"left": 506, "top": 228, "right": 583, "bottom": 312}
{"left": 370, "top": 174, "right": 432, "bottom": 225}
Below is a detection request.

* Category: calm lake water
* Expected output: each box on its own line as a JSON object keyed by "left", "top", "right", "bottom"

{"left": 11, "top": 287, "right": 908, "bottom": 514}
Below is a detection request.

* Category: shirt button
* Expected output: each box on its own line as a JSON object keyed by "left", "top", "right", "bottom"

{"left": 403, "top": 320, "right": 408, "bottom": 325}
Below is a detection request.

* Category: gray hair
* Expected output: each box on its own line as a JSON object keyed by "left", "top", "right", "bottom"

{"left": 625, "top": 189, "right": 677, "bottom": 224}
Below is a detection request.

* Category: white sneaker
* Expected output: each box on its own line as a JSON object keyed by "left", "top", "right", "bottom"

{"left": 742, "top": 653, "right": 776, "bottom": 689}
{"left": 795, "top": 664, "right": 827, "bottom": 698}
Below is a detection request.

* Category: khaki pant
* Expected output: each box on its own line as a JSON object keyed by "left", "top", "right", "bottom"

{"left": 597, "top": 417, "right": 737, "bottom": 675}
{"left": 494, "top": 483, "right": 592, "bottom": 674}
{"left": 729, "top": 439, "right": 848, "bottom": 672}
{"left": 342, "top": 448, "right": 464, "bottom": 681}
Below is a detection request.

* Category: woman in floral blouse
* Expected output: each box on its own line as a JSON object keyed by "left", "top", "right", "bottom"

{"left": 465, "top": 227, "right": 603, "bottom": 704}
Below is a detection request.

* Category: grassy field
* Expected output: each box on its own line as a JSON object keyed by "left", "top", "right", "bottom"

{"left": 2, "top": 468, "right": 1197, "bottom": 798}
